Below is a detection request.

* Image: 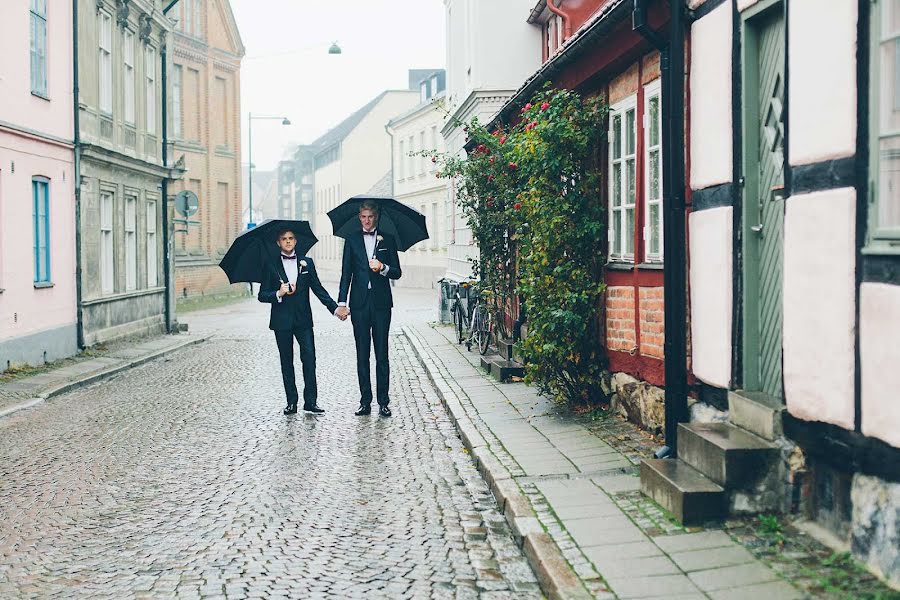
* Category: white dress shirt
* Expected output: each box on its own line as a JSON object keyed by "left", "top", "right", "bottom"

{"left": 276, "top": 252, "right": 298, "bottom": 304}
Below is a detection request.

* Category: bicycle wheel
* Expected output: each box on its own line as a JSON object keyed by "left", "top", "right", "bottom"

{"left": 455, "top": 303, "right": 466, "bottom": 344}
{"left": 478, "top": 308, "right": 492, "bottom": 355}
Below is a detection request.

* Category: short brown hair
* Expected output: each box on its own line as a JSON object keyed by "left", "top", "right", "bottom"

{"left": 359, "top": 200, "right": 380, "bottom": 218}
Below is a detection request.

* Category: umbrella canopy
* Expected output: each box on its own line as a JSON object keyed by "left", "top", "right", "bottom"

{"left": 218, "top": 219, "right": 318, "bottom": 284}
{"left": 327, "top": 195, "right": 428, "bottom": 252}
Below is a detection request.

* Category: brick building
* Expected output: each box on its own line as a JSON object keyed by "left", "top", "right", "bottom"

{"left": 170, "top": 0, "right": 244, "bottom": 298}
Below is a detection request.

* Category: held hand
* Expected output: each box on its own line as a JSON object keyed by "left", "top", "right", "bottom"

{"left": 369, "top": 258, "right": 383, "bottom": 272}
{"left": 335, "top": 306, "right": 350, "bottom": 321}
{"left": 276, "top": 282, "right": 291, "bottom": 298}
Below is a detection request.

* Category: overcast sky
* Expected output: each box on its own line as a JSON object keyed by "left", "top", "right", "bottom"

{"left": 232, "top": 0, "right": 446, "bottom": 172}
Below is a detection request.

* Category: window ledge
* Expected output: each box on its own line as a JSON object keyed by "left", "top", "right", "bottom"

{"left": 605, "top": 262, "right": 634, "bottom": 271}
{"left": 31, "top": 91, "right": 50, "bottom": 101}
{"left": 34, "top": 281, "right": 54, "bottom": 289}
{"left": 638, "top": 262, "right": 665, "bottom": 270}
{"left": 862, "top": 244, "right": 900, "bottom": 256}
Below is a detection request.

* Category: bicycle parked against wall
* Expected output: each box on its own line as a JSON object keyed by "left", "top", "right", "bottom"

{"left": 464, "top": 288, "right": 494, "bottom": 355}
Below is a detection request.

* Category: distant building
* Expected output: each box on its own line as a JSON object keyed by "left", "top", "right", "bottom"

{"left": 241, "top": 166, "right": 276, "bottom": 224}
{"left": 0, "top": 0, "right": 78, "bottom": 368}
{"left": 170, "top": 0, "right": 245, "bottom": 298}
{"left": 386, "top": 70, "right": 448, "bottom": 288}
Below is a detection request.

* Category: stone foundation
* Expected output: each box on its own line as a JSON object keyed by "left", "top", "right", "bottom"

{"left": 851, "top": 474, "right": 900, "bottom": 589}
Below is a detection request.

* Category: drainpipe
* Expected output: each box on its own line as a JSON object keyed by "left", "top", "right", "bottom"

{"left": 161, "top": 0, "right": 181, "bottom": 333}
{"left": 384, "top": 122, "right": 396, "bottom": 197}
{"left": 547, "top": 0, "right": 572, "bottom": 40}
{"left": 633, "top": 0, "right": 689, "bottom": 456}
{"left": 72, "top": 0, "right": 84, "bottom": 349}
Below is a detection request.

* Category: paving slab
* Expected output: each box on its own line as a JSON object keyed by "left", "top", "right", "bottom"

{"left": 688, "top": 562, "right": 780, "bottom": 592}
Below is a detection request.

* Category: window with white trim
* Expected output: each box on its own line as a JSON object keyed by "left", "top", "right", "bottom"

{"left": 30, "top": 0, "right": 48, "bottom": 96}
{"left": 145, "top": 46, "right": 156, "bottom": 134}
{"left": 869, "top": 0, "right": 900, "bottom": 252}
{"left": 125, "top": 196, "right": 136, "bottom": 290}
{"left": 608, "top": 96, "right": 637, "bottom": 261}
{"left": 100, "top": 192, "right": 114, "bottom": 294}
{"left": 124, "top": 30, "right": 135, "bottom": 124}
{"left": 99, "top": 10, "right": 112, "bottom": 113}
{"left": 399, "top": 140, "right": 405, "bottom": 179}
{"left": 172, "top": 65, "right": 182, "bottom": 139}
{"left": 147, "top": 200, "right": 158, "bottom": 287}
{"left": 420, "top": 131, "right": 426, "bottom": 174}
{"left": 643, "top": 82, "right": 663, "bottom": 262}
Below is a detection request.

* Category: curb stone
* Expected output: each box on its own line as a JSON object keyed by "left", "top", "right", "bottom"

{"left": 0, "top": 336, "right": 211, "bottom": 420}
{"left": 403, "top": 326, "right": 593, "bottom": 600}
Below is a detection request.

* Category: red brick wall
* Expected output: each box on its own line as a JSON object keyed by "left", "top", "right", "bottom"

{"left": 175, "top": 264, "right": 238, "bottom": 298}
{"left": 606, "top": 286, "right": 637, "bottom": 353}
{"left": 639, "top": 286, "right": 664, "bottom": 359}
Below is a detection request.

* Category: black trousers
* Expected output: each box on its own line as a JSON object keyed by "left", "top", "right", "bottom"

{"left": 274, "top": 326, "right": 317, "bottom": 407}
{"left": 350, "top": 300, "right": 392, "bottom": 406}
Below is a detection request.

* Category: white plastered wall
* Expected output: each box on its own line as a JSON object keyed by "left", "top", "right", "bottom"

{"left": 689, "top": 207, "right": 733, "bottom": 388}
{"left": 860, "top": 283, "right": 900, "bottom": 448}
{"left": 690, "top": 3, "right": 732, "bottom": 189}
{"left": 788, "top": 0, "right": 858, "bottom": 165}
{"left": 783, "top": 188, "right": 856, "bottom": 430}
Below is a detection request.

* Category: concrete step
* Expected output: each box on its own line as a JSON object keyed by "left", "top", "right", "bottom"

{"left": 640, "top": 459, "right": 727, "bottom": 525}
{"left": 490, "top": 359, "right": 524, "bottom": 382}
{"left": 728, "top": 391, "right": 785, "bottom": 441}
{"left": 497, "top": 337, "right": 515, "bottom": 361}
{"left": 678, "top": 422, "right": 779, "bottom": 488}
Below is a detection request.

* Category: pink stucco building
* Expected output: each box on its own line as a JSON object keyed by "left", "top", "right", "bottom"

{"left": 0, "top": 0, "right": 78, "bottom": 369}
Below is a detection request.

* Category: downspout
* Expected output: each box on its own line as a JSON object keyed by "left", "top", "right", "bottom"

{"left": 161, "top": 1, "right": 181, "bottom": 333}
{"left": 633, "top": 0, "right": 689, "bottom": 456}
{"left": 384, "top": 122, "right": 395, "bottom": 197}
{"left": 72, "top": 0, "right": 83, "bottom": 348}
{"left": 547, "top": 0, "right": 572, "bottom": 41}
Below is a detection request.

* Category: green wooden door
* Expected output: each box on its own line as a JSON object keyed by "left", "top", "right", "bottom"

{"left": 742, "top": 3, "right": 785, "bottom": 400}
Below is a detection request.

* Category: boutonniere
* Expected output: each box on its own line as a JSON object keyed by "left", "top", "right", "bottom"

{"left": 376, "top": 235, "right": 384, "bottom": 243}
{"left": 299, "top": 259, "right": 308, "bottom": 267}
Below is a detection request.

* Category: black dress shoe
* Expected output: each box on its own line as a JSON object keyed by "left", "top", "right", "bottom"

{"left": 378, "top": 405, "right": 392, "bottom": 418}
{"left": 303, "top": 404, "right": 325, "bottom": 414}
{"left": 283, "top": 404, "right": 298, "bottom": 415}
{"left": 355, "top": 405, "right": 371, "bottom": 416}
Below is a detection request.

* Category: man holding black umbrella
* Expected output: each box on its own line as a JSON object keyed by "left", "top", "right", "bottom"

{"left": 259, "top": 227, "right": 346, "bottom": 415}
{"left": 336, "top": 201, "right": 403, "bottom": 417}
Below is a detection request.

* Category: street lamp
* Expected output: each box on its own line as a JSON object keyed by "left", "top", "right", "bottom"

{"left": 247, "top": 114, "right": 291, "bottom": 229}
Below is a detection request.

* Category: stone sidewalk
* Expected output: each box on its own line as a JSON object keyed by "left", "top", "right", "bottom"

{"left": 404, "top": 324, "right": 803, "bottom": 600}
{"left": 0, "top": 333, "right": 209, "bottom": 419}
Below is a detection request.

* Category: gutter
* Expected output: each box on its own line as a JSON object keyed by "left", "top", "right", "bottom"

{"left": 631, "top": 0, "right": 688, "bottom": 456}
{"left": 384, "top": 122, "right": 396, "bottom": 197}
{"left": 161, "top": 1, "right": 181, "bottom": 334}
{"left": 73, "top": 0, "right": 84, "bottom": 348}
{"left": 547, "top": 0, "right": 573, "bottom": 40}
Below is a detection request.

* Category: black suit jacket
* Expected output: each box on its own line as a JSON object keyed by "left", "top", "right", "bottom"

{"left": 258, "top": 256, "right": 338, "bottom": 330}
{"left": 338, "top": 232, "right": 402, "bottom": 310}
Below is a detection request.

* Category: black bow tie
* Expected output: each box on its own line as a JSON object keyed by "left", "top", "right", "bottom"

{"left": 281, "top": 254, "right": 296, "bottom": 260}
{"left": 363, "top": 231, "right": 376, "bottom": 236}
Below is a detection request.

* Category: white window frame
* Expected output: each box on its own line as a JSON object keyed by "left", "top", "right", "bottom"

{"left": 398, "top": 139, "right": 405, "bottom": 179}
{"left": 407, "top": 135, "right": 415, "bottom": 179}
{"left": 172, "top": 64, "right": 182, "bottom": 139}
{"left": 145, "top": 45, "right": 156, "bottom": 134}
{"left": 30, "top": 0, "right": 48, "bottom": 96}
{"left": 100, "top": 192, "right": 114, "bottom": 294}
{"left": 608, "top": 95, "right": 638, "bottom": 262}
{"left": 147, "top": 200, "right": 158, "bottom": 287}
{"left": 124, "top": 30, "right": 135, "bottom": 125}
{"left": 193, "top": 0, "right": 202, "bottom": 37}
{"left": 420, "top": 131, "right": 426, "bottom": 175}
{"left": 125, "top": 196, "right": 137, "bottom": 290}
{"left": 643, "top": 81, "right": 664, "bottom": 263}
{"left": 99, "top": 10, "right": 112, "bottom": 114}
{"left": 868, "top": 0, "right": 900, "bottom": 253}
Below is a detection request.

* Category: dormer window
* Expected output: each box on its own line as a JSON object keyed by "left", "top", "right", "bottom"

{"left": 546, "top": 14, "right": 564, "bottom": 57}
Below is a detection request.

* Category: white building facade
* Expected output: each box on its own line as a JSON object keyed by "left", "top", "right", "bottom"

{"left": 442, "top": 0, "right": 542, "bottom": 280}
{"left": 387, "top": 72, "right": 448, "bottom": 288}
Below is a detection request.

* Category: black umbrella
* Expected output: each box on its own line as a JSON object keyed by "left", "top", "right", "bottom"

{"left": 327, "top": 195, "right": 429, "bottom": 252}
{"left": 218, "top": 219, "right": 318, "bottom": 284}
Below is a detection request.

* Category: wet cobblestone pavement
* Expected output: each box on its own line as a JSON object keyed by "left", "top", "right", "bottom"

{"left": 0, "top": 294, "right": 541, "bottom": 599}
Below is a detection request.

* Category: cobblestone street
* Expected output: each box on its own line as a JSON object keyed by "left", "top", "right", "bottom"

{"left": 0, "top": 286, "right": 541, "bottom": 599}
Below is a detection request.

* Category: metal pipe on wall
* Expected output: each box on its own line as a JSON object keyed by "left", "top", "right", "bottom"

{"left": 72, "top": 0, "right": 84, "bottom": 348}
{"left": 161, "top": 0, "right": 181, "bottom": 333}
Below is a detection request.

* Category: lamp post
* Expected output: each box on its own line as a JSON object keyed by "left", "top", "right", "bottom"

{"left": 247, "top": 114, "right": 291, "bottom": 229}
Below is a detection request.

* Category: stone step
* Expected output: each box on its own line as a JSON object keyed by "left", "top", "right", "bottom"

{"left": 678, "top": 422, "right": 779, "bottom": 488}
{"left": 497, "top": 337, "right": 515, "bottom": 361}
{"left": 728, "top": 391, "right": 785, "bottom": 441}
{"left": 490, "top": 359, "right": 524, "bottom": 382}
{"left": 640, "top": 459, "right": 727, "bottom": 525}
{"left": 479, "top": 355, "right": 495, "bottom": 374}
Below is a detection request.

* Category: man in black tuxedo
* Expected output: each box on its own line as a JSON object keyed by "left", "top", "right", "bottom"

{"left": 337, "top": 201, "right": 402, "bottom": 417}
{"left": 259, "top": 228, "right": 345, "bottom": 415}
